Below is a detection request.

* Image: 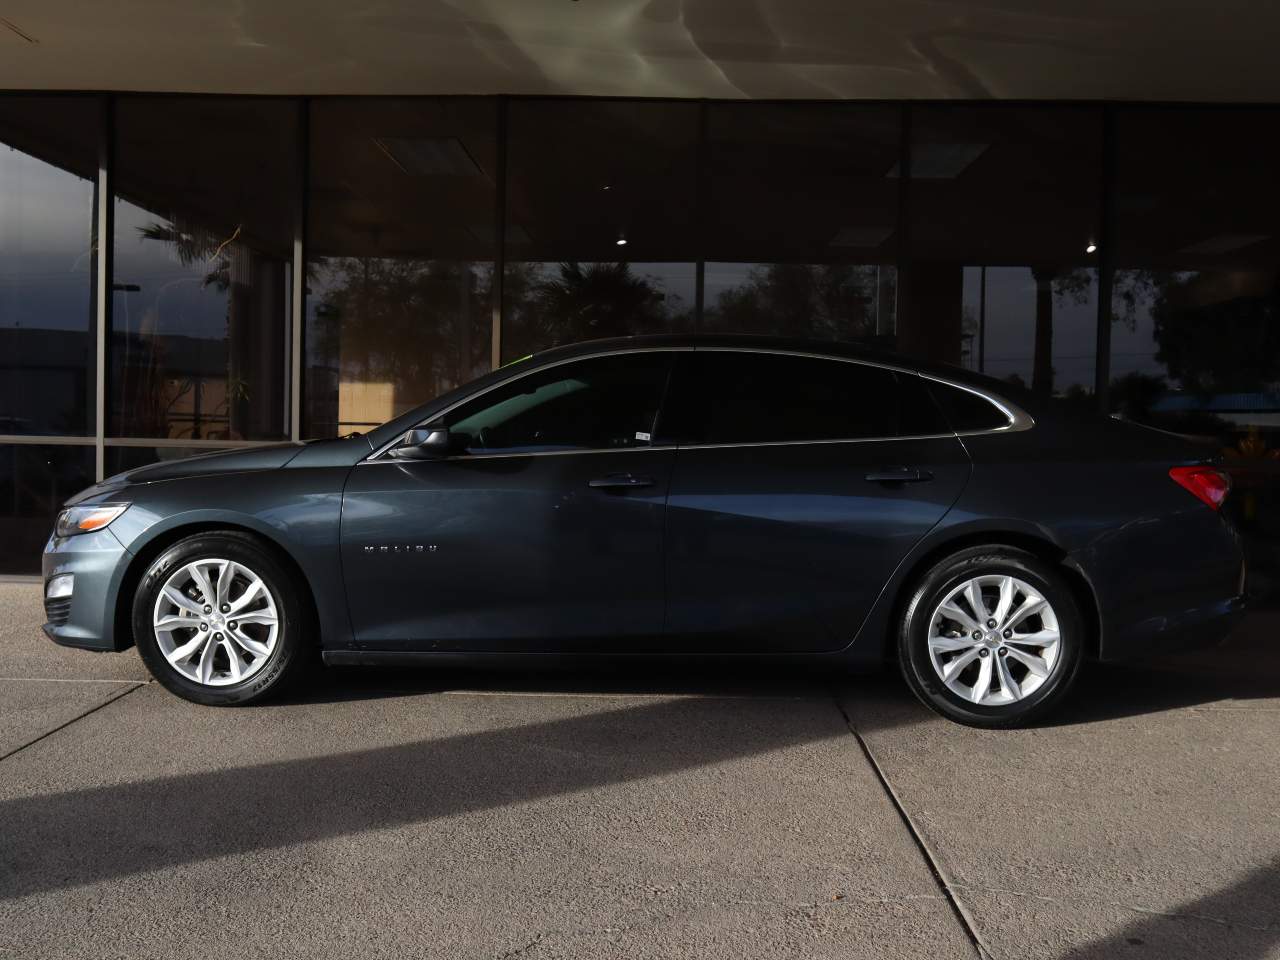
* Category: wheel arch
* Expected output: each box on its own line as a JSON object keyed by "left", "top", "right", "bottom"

{"left": 112, "top": 520, "right": 319, "bottom": 653}
{"left": 850, "top": 525, "right": 1103, "bottom": 664}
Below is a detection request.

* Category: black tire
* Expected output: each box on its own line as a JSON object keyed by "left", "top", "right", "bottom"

{"left": 132, "top": 530, "right": 311, "bottom": 706}
{"left": 897, "top": 546, "right": 1084, "bottom": 728}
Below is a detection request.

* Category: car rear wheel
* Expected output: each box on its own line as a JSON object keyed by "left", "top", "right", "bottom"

{"left": 133, "top": 531, "right": 309, "bottom": 705}
{"left": 898, "top": 546, "right": 1084, "bottom": 727}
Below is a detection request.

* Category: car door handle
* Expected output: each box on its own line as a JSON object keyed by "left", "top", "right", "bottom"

{"left": 588, "top": 473, "right": 656, "bottom": 489}
{"left": 864, "top": 467, "right": 934, "bottom": 483}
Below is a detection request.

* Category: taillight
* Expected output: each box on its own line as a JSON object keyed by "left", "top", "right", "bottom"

{"left": 1169, "top": 465, "right": 1231, "bottom": 510}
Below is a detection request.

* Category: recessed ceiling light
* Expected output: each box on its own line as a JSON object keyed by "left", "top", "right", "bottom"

{"left": 1085, "top": 242, "right": 1098, "bottom": 254}
{"left": 615, "top": 237, "right": 628, "bottom": 246}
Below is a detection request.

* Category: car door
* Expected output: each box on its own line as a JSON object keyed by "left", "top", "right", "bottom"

{"left": 657, "top": 349, "right": 971, "bottom": 653}
{"left": 340, "top": 351, "right": 676, "bottom": 651}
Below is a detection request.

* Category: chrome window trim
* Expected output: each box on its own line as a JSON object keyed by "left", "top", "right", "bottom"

{"left": 362, "top": 345, "right": 1032, "bottom": 463}
{"left": 915, "top": 372, "right": 1034, "bottom": 435}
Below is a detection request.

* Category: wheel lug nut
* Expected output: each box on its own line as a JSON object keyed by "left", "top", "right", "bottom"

{"left": 200, "top": 623, "right": 208, "bottom": 632}
{"left": 214, "top": 632, "right": 223, "bottom": 641}
{"left": 978, "top": 648, "right": 990, "bottom": 658}
{"left": 998, "top": 647, "right": 1008, "bottom": 656}
{"left": 228, "top": 621, "right": 237, "bottom": 630}
{"left": 203, "top": 605, "right": 212, "bottom": 614}
{"left": 1003, "top": 628, "right": 1012, "bottom": 639}
{"left": 986, "top": 619, "right": 996, "bottom": 628}
{"left": 972, "top": 631, "right": 982, "bottom": 640}
{"left": 220, "top": 604, "right": 230, "bottom": 613}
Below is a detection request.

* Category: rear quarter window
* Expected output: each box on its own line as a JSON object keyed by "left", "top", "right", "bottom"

{"left": 926, "top": 379, "right": 1014, "bottom": 433}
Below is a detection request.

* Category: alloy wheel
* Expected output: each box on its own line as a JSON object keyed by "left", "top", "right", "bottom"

{"left": 926, "top": 574, "right": 1061, "bottom": 705}
{"left": 151, "top": 557, "right": 280, "bottom": 686}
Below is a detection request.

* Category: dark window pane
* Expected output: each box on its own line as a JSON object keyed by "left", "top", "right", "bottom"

{"left": 703, "top": 104, "right": 900, "bottom": 342}
{"left": 443, "top": 354, "right": 671, "bottom": 454}
{"left": 502, "top": 101, "right": 697, "bottom": 359}
{"left": 901, "top": 106, "right": 1102, "bottom": 402}
{"left": 111, "top": 98, "right": 294, "bottom": 441}
{"left": 104, "top": 445, "right": 226, "bottom": 477}
{"left": 305, "top": 99, "right": 496, "bottom": 438}
{"left": 0, "top": 97, "right": 100, "bottom": 436}
{"left": 927, "top": 380, "right": 1012, "bottom": 433}
{"left": 0, "top": 444, "right": 95, "bottom": 574}
{"left": 658, "top": 352, "right": 913, "bottom": 445}
{"left": 1111, "top": 108, "right": 1280, "bottom": 441}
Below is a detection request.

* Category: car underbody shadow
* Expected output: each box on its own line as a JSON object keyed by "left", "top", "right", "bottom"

{"left": 1044, "top": 609, "right": 1280, "bottom": 726}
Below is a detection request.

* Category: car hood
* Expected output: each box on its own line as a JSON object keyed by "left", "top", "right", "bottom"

{"left": 63, "top": 444, "right": 304, "bottom": 506}
{"left": 118, "top": 443, "right": 305, "bottom": 484}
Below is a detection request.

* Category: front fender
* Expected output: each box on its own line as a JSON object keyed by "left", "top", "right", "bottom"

{"left": 104, "top": 469, "right": 354, "bottom": 653}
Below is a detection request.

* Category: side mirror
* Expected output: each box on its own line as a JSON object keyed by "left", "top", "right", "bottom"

{"left": 389, "top": 425, "right": 451, "bottom": 460}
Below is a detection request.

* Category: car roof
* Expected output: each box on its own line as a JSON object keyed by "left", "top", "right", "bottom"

{"left": 521, "top": 334, "right": 1038, "bottom": 406}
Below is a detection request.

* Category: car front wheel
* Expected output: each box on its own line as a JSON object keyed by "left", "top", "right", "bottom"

{"left": 898, "top": 546, "right": 1084, "bottom": 727}
{"left": 132, "top": 531, "right": 309, "bottom": 706}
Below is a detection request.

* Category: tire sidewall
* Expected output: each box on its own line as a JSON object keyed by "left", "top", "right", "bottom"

{"left": 899, "top": 547, "right": 1083, "bottom": 727}
{"left": 133, "top": 533, "right": 304, "bottom": 706}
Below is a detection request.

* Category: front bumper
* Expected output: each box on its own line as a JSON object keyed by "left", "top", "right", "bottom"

{"left": 41, "top": 527, "right": 131, "bottom": 652}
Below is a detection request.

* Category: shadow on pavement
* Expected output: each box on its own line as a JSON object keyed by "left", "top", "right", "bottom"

{"left": 1048, "top": 612, "right": 1280, "bottom": 727}
{"left": 0, "top": 695, "right": 846, "bottom": 901}
{"left": 1057, "top": 858, "right": 1280, "bottom": 959}
{"left": 279, "top": 658, "right": 855, "bottom": 706}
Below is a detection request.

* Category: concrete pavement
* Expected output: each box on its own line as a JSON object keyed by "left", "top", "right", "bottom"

{"left": 1, "top": 581, "right": 1276, "bottom": 959}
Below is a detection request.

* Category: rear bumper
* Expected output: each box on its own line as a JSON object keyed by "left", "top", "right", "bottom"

{"left": 1098, "top": 593, "right": 1246, "bottom": 662}
{"left": 40, "top": 527, "right": 131, "bottom": 652}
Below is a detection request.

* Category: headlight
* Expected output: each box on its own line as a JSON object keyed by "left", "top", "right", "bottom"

{"left": 54, "top": 503, "right": 130, "bottom": 538}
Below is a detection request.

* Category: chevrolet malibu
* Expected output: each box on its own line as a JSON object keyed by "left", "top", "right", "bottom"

{"left": 41, "top": 336, "right": 1246, "bottom": 726}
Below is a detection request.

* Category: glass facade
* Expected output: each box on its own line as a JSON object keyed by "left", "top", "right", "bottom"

{"left": 502, "top": 100, "right": 699, "bottom": 360}
{"left": 3, "top": 95, "right": 1280, "bottom": 575}
{"left": 111, "top": 98, "right": 295, "bottom": 442}
{"left": 0, "top": 96, "right": 100, "bottom": 437}
{"left": 305, "top": 99, "right": 497, "bottom": 437}
{"left": 0, "top": 444, "right": 95, "bottom": 574}
{"left": 702, "top": 103, "right": 900, "bottom": 341}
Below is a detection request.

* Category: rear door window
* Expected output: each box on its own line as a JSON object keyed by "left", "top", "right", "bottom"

{"left": 656, "top": 351, "right": 946, "bottom": 445}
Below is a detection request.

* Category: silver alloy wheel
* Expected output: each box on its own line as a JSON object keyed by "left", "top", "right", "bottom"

{"left": 151, "top": 557, "right": 280, "bottom": 687}
{"left": 926, "top": 574, "right": 1061, "bottom": 705}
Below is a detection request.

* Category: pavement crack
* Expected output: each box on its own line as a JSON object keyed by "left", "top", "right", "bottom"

{"left": 0, "top": 681, "right": 145, "bottom": 763}
{"left": 496, "top": 933, "right": 546, "bottom": 958}
{"left": 957, "top": 885, "right": 1280, "bottom": 933}
{"left": 833, "top": 696, "right": 995, "bottom": 960}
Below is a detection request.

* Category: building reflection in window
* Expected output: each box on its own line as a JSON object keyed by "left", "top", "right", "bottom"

{"left": 902, "top": 106, "right": 1102, "bottom": 402}
{"left": 1111, "top": 108, "right": 1280, "bottom": 440}
{"left": 305, "top": 99, "right": 497, "bottom": 437}
{"left": 0, "top": 97, "right": 100, "bottom": 437}
{"left": 0, "top": 444, "right": 95, "bottom": 574}
{"left": 110, "top": 98, "right": 294, "bottom": 441}
{"left": 502, "top": 100, "right": 698, "bottom": 360}
{"left": 702, "top": 103, "right": 900, "bottom": 343}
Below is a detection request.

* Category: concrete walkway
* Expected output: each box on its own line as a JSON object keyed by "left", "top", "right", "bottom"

{"left": 1, "top": 582, "right": 1276, "bottom": 959}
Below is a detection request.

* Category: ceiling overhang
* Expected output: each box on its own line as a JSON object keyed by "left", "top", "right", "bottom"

{"left": 2, "top": 0, "right": 1279, "bottom": 102}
